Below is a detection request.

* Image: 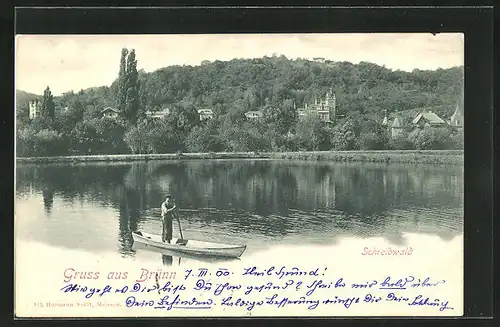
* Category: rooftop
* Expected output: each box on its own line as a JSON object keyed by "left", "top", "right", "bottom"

{"left": 245, "top": 111, "right": 263, "bottom": 117}
{"left": 101, "top": 107, "right": 120, "bottom": 113}
{"left": 198, "top": 108, "right": 214, "bottom": 114}
{"left": 412, "top": 111, "right": 446, "bottom": 125}
{"left": 392, "top": 117, "right": 402, "bottom": 128}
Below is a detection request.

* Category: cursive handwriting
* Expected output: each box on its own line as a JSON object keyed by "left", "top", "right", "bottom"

{"left": 242, "top": 266, "right": 326, "bottom": 280}
{"left": 60, "top": 281, "right": 186, "bottom": 299}
{"left": 59, "top": 267, "right": 453, "bottom": 313}
{"left": 125, "top": 294, "right": 214, "bottom": 310}
{"left": 408, "top": 295, "right": 453, "bottom": 311}
{"left": 379, "top": 276, "right": 445, "bottom": 290}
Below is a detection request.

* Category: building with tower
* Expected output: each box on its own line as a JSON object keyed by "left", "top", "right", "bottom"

{"left": 29, "top": 100, "right": 42, "bottom": 119}
{"left": 449, "top": 103, "right": 463, "bottom": 128}
{"left": 391, "top": 117, "right": 403, "bottom": 138}
{"left": 297, "top": 88, "right": 336, "bottom": 123}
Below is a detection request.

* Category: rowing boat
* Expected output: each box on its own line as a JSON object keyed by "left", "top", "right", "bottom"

{"left": 132, "top": 231, "right": 247, "bottom": 258}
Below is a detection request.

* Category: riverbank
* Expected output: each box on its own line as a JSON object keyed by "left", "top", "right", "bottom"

{"left": 16, "top": 150, "right": 463, "bottom": 165}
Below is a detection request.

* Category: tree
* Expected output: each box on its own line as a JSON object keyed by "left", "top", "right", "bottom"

{"left": 147, "top": 119, "right": 179, "bottom": 153}
{"left": 93, "top": 118, "right": 128, "bottom": 154}
{"left": 389, "top": 132, "right": 414, "bottom": 150}
{"left": 54, "top": 98, "right": 84, "bottom": 134}
{"left": 124, "top": 49, "right": 140, "bottom": 124}
{"left": 32, "top": 129, "right": 67, "bottom": 156}
{"left": 41, "top": 86, "right": 55, "bottom": 119}
{"left": 186, "top": 119, "right": 224, "bottom": 153}
{"left": 262, "top": 99, "right": 298, "bottom": 135}
{"left": 30, "top": 115, "right": 55, "bottom": 133}
{"left": 295, "top": 115, "right": 327, "bottom": 151}
{"left": 115, "top": 48, "right": 140, "bottom": 124}
{"left": 409, "top": 127, "right": 453, "bottom": 150}
{"left": 357, "top": 120, "right": 390, "bottom": 150}
{"left": 17, "top": 127, "right": 67, "bottom": 157}
{"left": 166, "top": 104, "right": 200, "bottom": 149}
{"left": 330, "top": 121, "right": 358, "bottom": 150}
{"left": 16, "top": 128, "right": 36, "bottom": 157}
{"left": 123, "top": 121, "right": 151, "bottom": 154}
{"left": 124, "top": 119, "right": 180, "bottom": 154}
{"left": 15, "top": 56, "right": 464, "bottom": 157}
{"left": 116, "top": 48, "right": 128, "bottom": 112}
{"left": 450, "top": 129, "right": 464, "bottom": 149}
{"left": 70, "top": 120, "right": 100, "bottom": 154}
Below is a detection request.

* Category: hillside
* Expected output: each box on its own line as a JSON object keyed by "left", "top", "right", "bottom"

{"left": 16, "top": 89, "right": 40, "bottom": 110}
{"left": 15, "top": 90, "right": 40, "bottom": 124}
{"left": 136, "top": 57, "right": 464, "bottom": 119}
{"left": 17, "top": 56, "right": 464, "bottom": 122}
{"left": 16, "top": 56, "right": 464, "bottom": 157}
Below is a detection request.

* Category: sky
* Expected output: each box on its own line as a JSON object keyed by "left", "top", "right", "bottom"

{"left": 15, "top": 33, "right": 464, "bottom": 96}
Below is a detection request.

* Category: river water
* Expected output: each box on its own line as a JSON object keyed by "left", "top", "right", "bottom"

{"left": 15, "top": 160, "right": 463, "bottom": 262}
{"left": 15, "top": 159, "right": 464, "bottom": 316}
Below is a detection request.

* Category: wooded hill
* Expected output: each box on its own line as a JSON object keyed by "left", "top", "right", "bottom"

{"left": 17, "top": 56, "right": 463, "bottom": 122}
{"left": 15, "top": 56, "right": 464, "bottom": 156}
{"left": 131, "top": 56, "right": 464, "bottom": 121}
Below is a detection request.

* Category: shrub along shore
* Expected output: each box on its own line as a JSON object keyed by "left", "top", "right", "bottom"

{"left": 17, "top": 150, "right": 463, "bottom": 165}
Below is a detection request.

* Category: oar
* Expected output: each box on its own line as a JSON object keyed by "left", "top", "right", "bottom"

{"left": 175, "top": 211, "right": 188, "bottom": 246}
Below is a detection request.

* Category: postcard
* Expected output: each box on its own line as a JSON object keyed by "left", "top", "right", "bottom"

{"left": 14, "top": 33, "right": 464, "bottom": 317}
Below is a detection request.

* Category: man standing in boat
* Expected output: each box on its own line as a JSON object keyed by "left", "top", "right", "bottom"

{"left": 161, "top": 195, "right": 177, "bottom": 243}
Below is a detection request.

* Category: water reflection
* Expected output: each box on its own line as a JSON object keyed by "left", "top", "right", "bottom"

{"left": 118, "top": 188, "right": 141, "bottom": 254}
{"left": 42, "top": 187, "right": 54, "bottom": 216}
{"left": 162, "top": 254, "right": 174, "bottom": 266}
{"left": 133, "top": 242, "right": 242, "bottom": 266}
{"left": 15, "top": 160, "right": 463, "bottom": 257}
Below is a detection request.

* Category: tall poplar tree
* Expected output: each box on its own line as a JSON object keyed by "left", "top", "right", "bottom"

{"left": 41, "top": 86, "right": 55, "bottom": 119}
{"left": 124, "top": 49, "right": 140, "bottom": 124}
{"left": 116, "top": 48, "right": 129, "bottom": 112}
{"left": 116, "top": 48, "right": 140, "bottom": 124}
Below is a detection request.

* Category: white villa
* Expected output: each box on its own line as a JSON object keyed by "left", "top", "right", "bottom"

{"left": 244, "top": 111, "right": 264, "bottom": 119}
{"left": 297, "top": 88, "right": 336, "bottom": 123}
{"left": 198, "top": 108, "right": 214, "bottom": 121}
{"left": 101, "top": 107, "right": 120, "bottom": 119}
{"left": 145, "top": 108, "right": 170, "bottom": 119}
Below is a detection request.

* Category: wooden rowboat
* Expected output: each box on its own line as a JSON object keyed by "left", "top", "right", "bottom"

{"left": 132, "top": 231, "right": 246, "bottom": 258}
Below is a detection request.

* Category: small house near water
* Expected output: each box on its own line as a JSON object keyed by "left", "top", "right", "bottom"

{"left": 412, "top": 111, "right": 446, "bottom": 128}
{"left": 198, "top": 108, "right": 214, "bottom": 121}
{"left": 145, "top": 108, "right": 170, "bottom": 119}
{"left": 101, "top": 107, "right": 120, "bottom": 119}
{"left": 382, "top": 109, "right": 448, "bottom": 139}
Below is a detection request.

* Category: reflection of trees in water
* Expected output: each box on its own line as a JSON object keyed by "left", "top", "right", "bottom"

{"left": 16, "top": 164, "right": 131, "bottom": 204}
{"left": 289, "top": 165, "right": 332, "bottom": 211}
{"left": 17, "top": 163, "right": 144, "bottom": 254}
{"left": 151, "top": 161, "right": 297, "bottom": 216}
{"left": 329, "top": 164, "right": 463, "bottom": 239}
{"left": 42, "top": 187, "right": 54, "bottom": 216}
{"left": 117, "top": 186, "right": 141, "bottom": 253}
{"left": 333, "top": 166, "right": 390, "bottom": 217}
{"left": 162, "top": 254, "right": 173, "bottom": 266}
{"left": 16, "top": 161, "right": 464, "bottom": 245}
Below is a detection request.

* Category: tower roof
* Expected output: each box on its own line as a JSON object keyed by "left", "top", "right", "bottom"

{"left": 450, "top": 104, "right": 463, "bottom": 122}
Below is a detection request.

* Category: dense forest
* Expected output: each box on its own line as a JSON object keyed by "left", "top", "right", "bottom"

{"left": 16, "top": 52, "right": 464, "bottom": 157}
